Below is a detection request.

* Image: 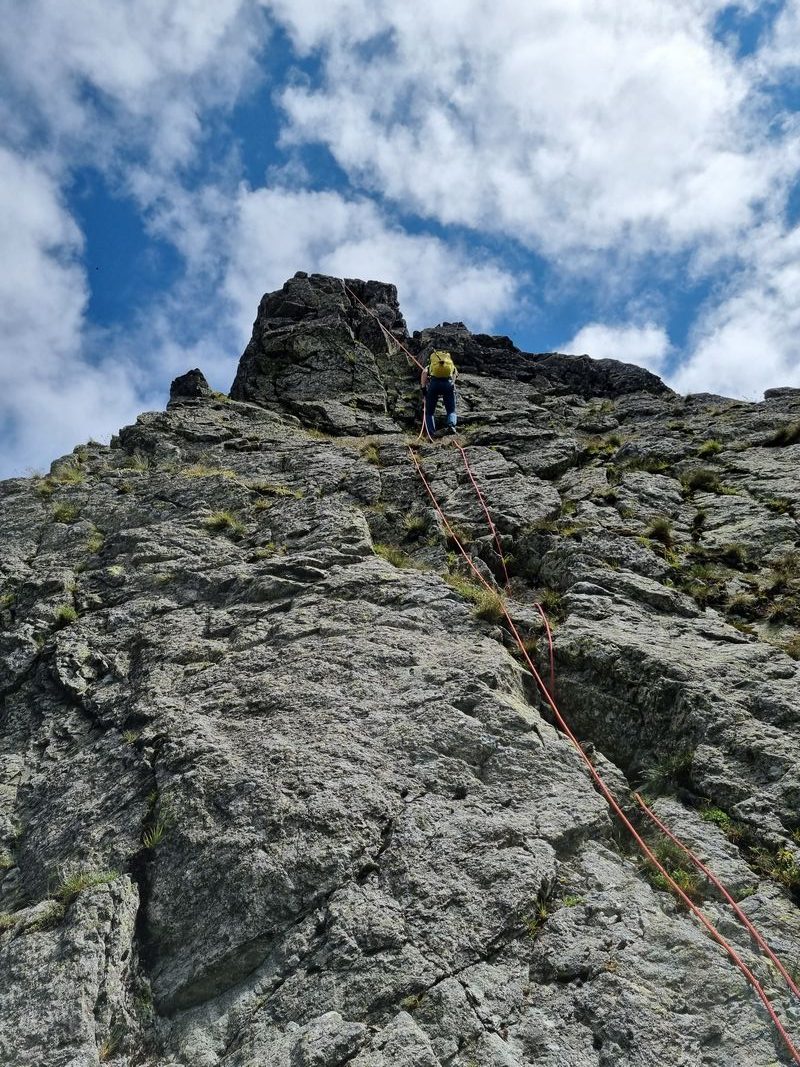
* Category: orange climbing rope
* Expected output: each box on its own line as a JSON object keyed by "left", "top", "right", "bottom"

{"left": 451, "top": 425, "right": 800, "bottom": 1014}
{"left": 452, "top": 440, "right": 511, "bottom": 590}
{"left": 343, "top": 281, "right": 432, "bottom": 444}
{"left": 349, "top": 279, "right": 799, "bottom": 1058}
{"left": 635, "top": 791, "right": 800, "bottom": 1004}
{"left": 534, "top": 600, "right": 556, "bottom": 696}
{"left": 407, "top": 445, "right": 800, "bottom": 1064}
{"left": 343, "top": 282, "right": 424, "bottom": 371}
{"left": 452, "top": 439, "right": 800, "bottom": 1035}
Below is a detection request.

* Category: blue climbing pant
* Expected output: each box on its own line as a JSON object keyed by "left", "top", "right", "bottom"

{"left": 425, "top": 378, "right": 457, "bottom": 436}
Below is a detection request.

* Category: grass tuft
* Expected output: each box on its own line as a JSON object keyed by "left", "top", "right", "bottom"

{"left": 403, "top": 514, "right": 430, "bottom": 540}
{"left": 620, "top": 455, "right": 672, "bottom": 474}
{"left": 204, "top": 511, "right": 246, "bottom": 540}
{"left": 445, "top": 573, "right": 506, "bottom": 622}
{"left": 142, "top": 817, "right": 170, "bottom": 850}
{"left": 639, "top": 751, "right": 693, "bottom": 796}
{"left": 764, "top": 497, "right": 793, "bottom": 515}
{"left": 538, "top": 588, "right": 565, "bottom": 621}
{"left": 681, "top": 468, "right": 722, "bottom": 494}
{"left": 643, "top": 837, "right": 703, "bottom": 901}
{"left": 86, "top": 527, "right": 104, "bottom": 553}
{"left": 119, "top": 452, "right": 151, "bottom": 471}
{"left": 359, "top": 442, "right": 381, "bottom": 465}
{"left": 249, "top": 481, "right": 303, "bottom": 499}
{"left": 697, "top": 439, "right": 723, "bottom": 457}
{"left": 767, "top": 420, "right": 800, "bottom": 446}
{"left": 57, "top": 868, "right": 119, "bottom": 904}
{"left": 252, "top": 542, "right": 286, "bottom": 560}
{"left": 52, "top": 502, "right": 79, "bottom": 524}
{"left": 182, "top": 464, "right": 237, "bottom": 479}
{"left": 645, "top": 515, "right": 673, "bottom": 547}
{"left": 717, "top": 542, "right": 748, "bottom": 569}
{"left": 523, "top": 889, "right": 553, "bottom": 938}
{"left": 374, "top": 543, "right": 415, "bottom": 568}
{"left": 53, "top": 604, "right": 78, "bottom": 628}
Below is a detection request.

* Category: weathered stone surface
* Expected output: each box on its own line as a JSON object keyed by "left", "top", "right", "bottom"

{"left": 0, "top": 879, "right": 142, "bottom": 1066}
{"left": 1, "top": 273, "right": 799, "bottom": 1065}
{"left": 169, "top": 369, "right": 212, "bottom": 405}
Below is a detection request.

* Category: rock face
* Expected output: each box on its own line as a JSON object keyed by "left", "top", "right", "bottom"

{"left": 1, "top": 272, "right": 799, "bottom": 1066}
{"left": 169, "top": 369, "right": 212, "bottom": 405}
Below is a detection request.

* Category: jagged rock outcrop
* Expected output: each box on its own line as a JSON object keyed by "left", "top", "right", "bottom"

{"left": 1, "top": 272, "right": 799, "bottom": 1066}
{"left": 169, "top": 369, "right": 212, "bottom": 405}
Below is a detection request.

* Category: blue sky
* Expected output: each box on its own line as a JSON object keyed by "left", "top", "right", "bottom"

{"left": 1, "top": 1, "right": 800, "bottom": 477}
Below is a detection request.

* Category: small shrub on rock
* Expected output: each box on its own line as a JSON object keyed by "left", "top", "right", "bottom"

{"left": 718, "top": 543, "right": 748, "bottom": 569}
{"left": 645, "top": 515, "right": 673, "bottom": 547}
{"left": 764, "top": 497, "right": 793, "bottom": 515}
{"left": 639, "top": 750, "right": 693, "bottom": 795}
{"left": 204, "top": 511, "right": 246, "bottom": 540}
{"left": 700, "top": 806, "right": 744, "bottom": 842}
{"left": 767, "top": 420, "right": 800, "bottom": 446}
{"left": 698, "top": 439, "right": 723, "bottom": 456}
{"left": 751, "top": 846, "right": 800, "bottom": 891}
{"left": 52, "top": 503, "right": 79, "bottom": 524}
{"left": 53, "top": 604, "right": 78, "bottom": 628}
{"left": 691, "top": 510, "right": 706, "bottom": 541}
{"left": 682, "top": 468, "right": 722, "bottom": 494}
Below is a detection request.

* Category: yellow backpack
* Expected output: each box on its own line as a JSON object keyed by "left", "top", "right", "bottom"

{"left": 429, "top": 350, "right": 456, "bottom": 378}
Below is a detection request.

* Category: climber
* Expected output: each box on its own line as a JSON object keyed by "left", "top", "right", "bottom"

{"left": 421, "top": 349, "right": 459, "bottom": 438}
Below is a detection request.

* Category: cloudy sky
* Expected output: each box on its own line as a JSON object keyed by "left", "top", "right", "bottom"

{"left": 1, "top": 1, "right": 799, "bottom": 476}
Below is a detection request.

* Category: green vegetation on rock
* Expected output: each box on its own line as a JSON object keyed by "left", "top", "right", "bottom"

{"left": 204, "top": 511, "right": 246, "bottom": 540}
{"left": 57, "top": 868, "right": 119, "bottom": 904}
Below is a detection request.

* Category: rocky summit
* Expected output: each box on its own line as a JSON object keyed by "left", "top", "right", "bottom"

{"left": 1, "top": 272, "right": 800, "bottom": 1067}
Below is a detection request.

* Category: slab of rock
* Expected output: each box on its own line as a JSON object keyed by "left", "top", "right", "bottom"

{"left": 1, "top": 273, "right": 799, "bottom": 1067}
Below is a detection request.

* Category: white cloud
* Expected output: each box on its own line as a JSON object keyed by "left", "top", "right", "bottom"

{"left": 757, "top": 0, "right": 800, "bottom": 76}
{"left": 3, "top": 0, "right": 800, "bottom": 477}
{"left": 0, "top": 147, "right": 145, "bottom": 477}
{"left": 564, "top": 321, "right": 672, "bottom": 372}
{"left": 267, "top": 0, "right": 799, "bottom": 259}
{"left": 0, "top": 0, "right": 265, "bottom": 175}
{"left": 224, "top": 185, "right": 519, "bottom": 338}
{"left": 0, "top": 1, "right": 272, "bottom": 477}
{"left": 671, "top": 222, "right": 800, "bottom": 398}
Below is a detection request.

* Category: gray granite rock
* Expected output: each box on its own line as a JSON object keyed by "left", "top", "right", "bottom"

{"left": 1, "top": 274, "right": 799, "bottom": 1066}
